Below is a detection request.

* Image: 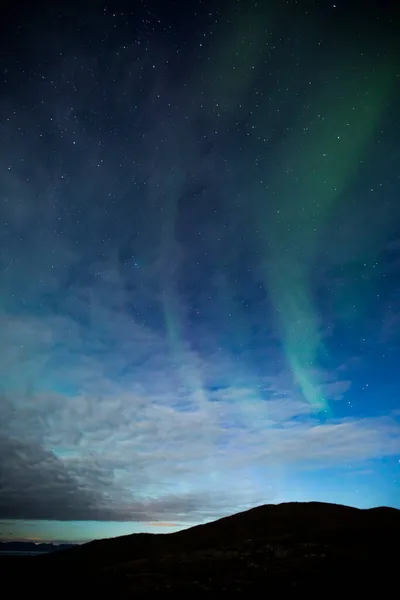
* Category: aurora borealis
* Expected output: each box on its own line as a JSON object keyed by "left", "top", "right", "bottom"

{"left": 0, "top": 1, "right": 399, "bottom": 544}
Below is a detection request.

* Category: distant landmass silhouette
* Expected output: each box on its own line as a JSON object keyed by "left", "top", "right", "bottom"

{"left": 1, "top": 501, "right": 399, "bottom": 596}
{"left": 0, "top": 541, "right": 76, "bottom": 553}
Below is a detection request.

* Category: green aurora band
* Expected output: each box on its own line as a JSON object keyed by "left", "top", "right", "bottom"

{"left": 261, "top": 54, "right": 397, "bottom": 410}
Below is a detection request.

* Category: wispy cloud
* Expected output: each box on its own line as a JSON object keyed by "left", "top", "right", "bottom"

{"left": 0, "top": 306, "right": 399, "bottom": 523}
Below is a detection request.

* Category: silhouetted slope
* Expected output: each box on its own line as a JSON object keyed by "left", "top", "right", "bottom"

{"left": 2, "top": 501, "right": 399, "bottom": 596}
{"left": 41, "top": 501, "right": 398, "bottom": 566}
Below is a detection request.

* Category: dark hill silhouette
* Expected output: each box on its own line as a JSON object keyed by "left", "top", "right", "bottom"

{"left": 1, "top": 501, "right": 399, "bottom": 596}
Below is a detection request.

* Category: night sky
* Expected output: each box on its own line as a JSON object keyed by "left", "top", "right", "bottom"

{"left": 1, "top": 0, "right": 399, "bottom": 544}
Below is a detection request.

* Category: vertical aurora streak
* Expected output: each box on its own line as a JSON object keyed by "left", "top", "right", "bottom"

{"left": 259, "top": 53, "right": 397, "bottom": 409}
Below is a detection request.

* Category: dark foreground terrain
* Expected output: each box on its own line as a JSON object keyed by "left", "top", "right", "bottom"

{"left": 1, "top": 501, "right": 399, "bottom": 597}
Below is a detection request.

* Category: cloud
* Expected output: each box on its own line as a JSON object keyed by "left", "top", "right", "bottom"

{"left": 0, "top": 307, "right": 399, "bottom": 523}
{"left": 0, "top": 436, "right": 111, "bottom": 521}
